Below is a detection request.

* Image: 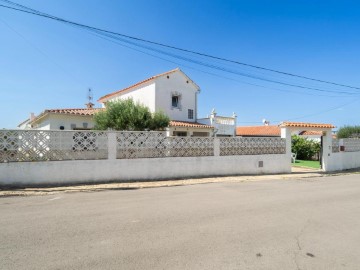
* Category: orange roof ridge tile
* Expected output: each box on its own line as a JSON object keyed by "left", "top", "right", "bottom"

{"left": 280, "top": 122, "right": 335, "bottom": 129}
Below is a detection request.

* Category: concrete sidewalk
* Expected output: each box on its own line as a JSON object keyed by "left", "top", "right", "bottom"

{"left": 1, "top": 167, "right": 358, "bottom": 197}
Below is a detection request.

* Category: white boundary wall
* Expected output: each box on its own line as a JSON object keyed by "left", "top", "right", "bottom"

{"left": 326, "top": 151, "right": 360, "bottom": 172}
{"left": 0, "top": 154, "right": 290, "bottom": 186}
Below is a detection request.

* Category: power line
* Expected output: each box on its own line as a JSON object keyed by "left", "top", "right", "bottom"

{"left": 87, "top": 30, "right": 358, "bottom": 96}
{"left": 0, "top": 2, "right": 358, "bottom": 96}
{"left": 1, "top": 1, "right": 360, "bottom": 93}
{"left": 88, "top": 30, "right": 355, "bottom": 98}
{"left": 1, "top": 0, "right": 348, "bottom": 98}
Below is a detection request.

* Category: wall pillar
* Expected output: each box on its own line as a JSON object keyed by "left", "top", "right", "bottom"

{"left": 281, "top": 127, "right": 292, "bottom": 160}
{"left": 321, "top": 129, "right": 332, "bottom": 172}
{"left": 214, "top": 138, "right": 220, "bottom": 156}
{"left": 107, "top": 132, "right": 117, "bottom": 160}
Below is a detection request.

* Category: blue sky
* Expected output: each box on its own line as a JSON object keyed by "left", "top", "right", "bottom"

{"left": 1, "top": 0, "right": 360, "bottom": 129}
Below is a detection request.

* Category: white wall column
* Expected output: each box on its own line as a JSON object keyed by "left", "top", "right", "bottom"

{"left": 281, "top": 127, "right": 292, "bottom": 160}
{"left": 321, "top": 129, "right": 333, "bottom": 172}
{"left": 214, "top": 138, "right": 220, "bottom": 156}
{"left": 107, "top": 132, "right": 117, "bottom": 160}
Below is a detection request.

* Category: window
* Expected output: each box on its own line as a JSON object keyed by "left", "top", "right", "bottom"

{"left": 171, "top": 92, "right": 182, "bottom": 110}
{"left": 70, "top": 124, "right": 76, "bottom": 130}
{"left": 173, "top": 131, "right": 187, "bottom": 137}
{"left": 83, "top": 123, "right": 88, "bottom": 128}
{"left": 188, "top": 109, "right": 194, "bottom": 119}
{"left": 192, "top": 132, "right": 208, "bottom": 137}
{"left": 172, "top": 96, "right": 179, "bottom": 107}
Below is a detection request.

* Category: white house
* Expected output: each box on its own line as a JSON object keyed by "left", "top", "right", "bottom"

{"left": 18, "top": 103, "right": 101, "bottom": 130}
{"left": 98, "top": 68, "right": 236, "bottom": 137}
{"left": 18, "top": 68, "right": 236, "bottom": 137}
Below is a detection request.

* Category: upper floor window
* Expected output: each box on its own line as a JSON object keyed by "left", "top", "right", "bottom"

{"left": 188, "top": 109, "right": 194, "bottom": 119}
{"left": 172, "top": 95, "right": 179, "bottom": 107}
{"left": 171, "top": 91, "right": 182, "bottom": 110}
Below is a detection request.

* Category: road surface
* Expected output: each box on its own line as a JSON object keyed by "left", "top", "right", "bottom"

{"left": 1, "top": 174, "right": 360, "bottom": 269}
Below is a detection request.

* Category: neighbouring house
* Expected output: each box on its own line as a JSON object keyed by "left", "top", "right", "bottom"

{"left": 298, "top": 130, "right": 322, "bottom": 142}
{"left": 98, "top": 68, "right": 236, "bottom": 137}
{"left": 236, "top": 125, "right": 281, "bottom": 137}
{"left": 18, "top": 103, "right": 102, "bottom": 130}
{"left": 236, "top": 123, "right": 334, "bottom": 140}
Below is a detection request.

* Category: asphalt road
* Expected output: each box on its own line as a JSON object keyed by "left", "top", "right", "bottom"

{"left": 1, "top": 174, "right": 360, "bottom": 270}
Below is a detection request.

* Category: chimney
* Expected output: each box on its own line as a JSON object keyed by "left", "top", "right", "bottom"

{"left": 30, "top": 112, "right": 36, "bottom": 121}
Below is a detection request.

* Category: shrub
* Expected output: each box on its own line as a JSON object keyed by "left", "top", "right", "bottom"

{"left": 337, "top": 126, "right": 360, "bottom": 139}
{"left": 291, "top": 135, "right": 321, "bottom": 160}
{"left": 94, "top": 99, "right": 170, "bottom": 131}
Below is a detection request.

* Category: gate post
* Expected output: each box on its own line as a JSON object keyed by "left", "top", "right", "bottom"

{"left": 281, "top": 127, "right": 292, "bottom": 172}
{"left": 321, "top": 129, "right": 332, "bottom": 172}
{"left": 281, "top": 127, "right": 292, "bottom": 158}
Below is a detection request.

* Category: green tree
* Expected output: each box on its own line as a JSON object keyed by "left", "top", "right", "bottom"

{"left": 291, "top": 135, "right": 321, "bottom": 160}
{"left": 93, "top": 99, "right": 170, "bottom": 131}
{"left": 150, "top": 111, "right": 171, "bottom": 130}
{"left": 337, "top": 125, "right": 360, "bottom": 139}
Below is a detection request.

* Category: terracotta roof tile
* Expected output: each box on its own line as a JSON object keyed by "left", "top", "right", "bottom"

{"left": 236, "top": 126, "right": 280, "bottom": 136}
{"left": 45, "top": 108, "right": 103, "bottom": 116}
{"left": 169, "top": 120, "right": 214, "bottom": 129}
{"left": 299, "top": 130, "right": 323, "bottom": 136}
{"left": 280, "top": 122, "right": 335, "bottom": 129}
{"left": 98, "top": 68, "right": 182, "bottom": 103}
{"left": 30, "top": 108, "right": 103, "bottom": 125}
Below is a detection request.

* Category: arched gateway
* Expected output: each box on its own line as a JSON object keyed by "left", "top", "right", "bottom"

{"left": 279, "top": 122, "right": 336, "bottom": 172}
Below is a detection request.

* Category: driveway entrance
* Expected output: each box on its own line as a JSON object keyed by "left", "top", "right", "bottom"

{"left": 280, "top": 122, "right": 336, "bottom": 172}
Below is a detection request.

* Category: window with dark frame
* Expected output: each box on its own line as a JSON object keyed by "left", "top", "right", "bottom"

{"left": 172, "top": 95, "right": 179, "bottom": 107}
{"left": 188, "top": 109, "right": 194, "bottom": 119}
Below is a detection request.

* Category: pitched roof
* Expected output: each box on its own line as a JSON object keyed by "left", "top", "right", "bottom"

{"left": 44, "top": 108, "right": 102, "bottom": 116}
{"left": 169, "top": 120, "right": 214, "bottom": 129}
{"left": 280, "top": 122, "right": 335, "bottom": 129}
{"left": 236, "top": 126, "right": 281, "bottom": 136}
{"left": 98, "top": 68, "right": 199, "bottom": 103}
{"left": 29, "top": 108, "right": 102, "bottom": 125}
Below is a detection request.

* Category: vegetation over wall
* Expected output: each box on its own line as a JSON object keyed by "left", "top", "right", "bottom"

{"left": 291, "top": 135, "right": 321, "bottom": 160}
{"left": 94, "top": 99, "right": 170, "bottom": 131}
{"left": 337, "top": 126, "right": 360, "bottom": 139}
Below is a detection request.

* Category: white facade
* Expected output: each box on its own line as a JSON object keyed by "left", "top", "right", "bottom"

{"left": 32, "top": 114, "right": 96, "bottom": 130}
{"left": 22, "top": 113, "right": 96, "bottom": 131}
{"left": 154, "top": 71, "right": 198, "bottom": 122}
{"left": 100, "top": 69, "right": 199, "bottom": 123}
{"left": 107, "top": 83, "right": 157, "bottom": 113}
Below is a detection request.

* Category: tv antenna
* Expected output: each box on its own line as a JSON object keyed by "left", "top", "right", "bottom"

{"left": 86, "top": 88, "right": 94, "bottom": 109}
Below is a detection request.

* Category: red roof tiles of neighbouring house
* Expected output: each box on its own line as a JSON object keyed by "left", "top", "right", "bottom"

{"left": 280, "top": 122, "right": 335, "bottom": 129}
{"left": 236, "top": 126, "right": 281, "bottom": 137}
{"left": 44, "top": 108, "right": 103, "bottom": 116}
{"left": 298, "top": 130, "right": 323, "bottom": 136}
{"left": 169, "top": 120, "right": 214, "bottom": 129}
{"left": 98, "top": 68, "right": 199, "bottom": 103}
